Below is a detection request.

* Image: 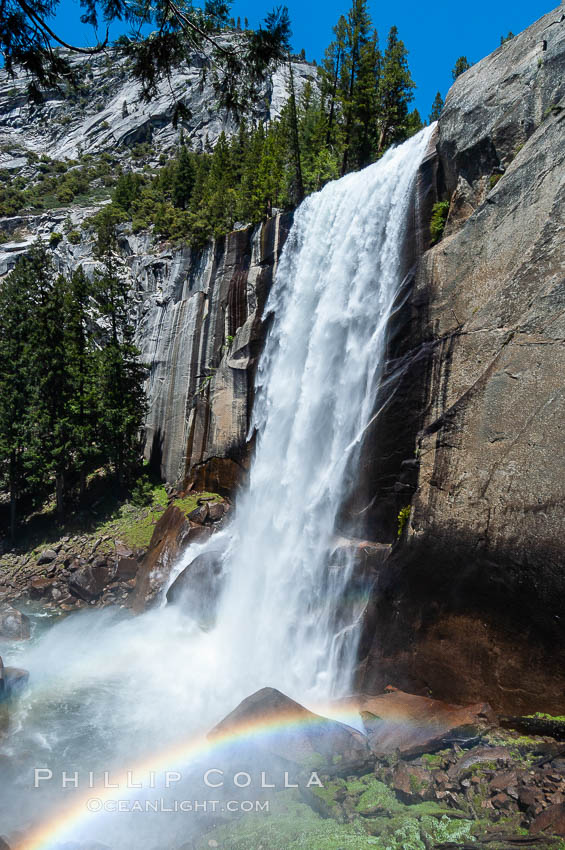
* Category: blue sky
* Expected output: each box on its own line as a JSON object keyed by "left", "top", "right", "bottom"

{"left": 53, "top": 0, "right": 555, "bottom": 118}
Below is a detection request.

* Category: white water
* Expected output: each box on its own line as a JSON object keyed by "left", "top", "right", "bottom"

{"left": 0, "top": 126, "right": 433, "bottom": 848}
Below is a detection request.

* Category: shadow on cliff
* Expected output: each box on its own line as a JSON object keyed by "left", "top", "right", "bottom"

{"left": 356, "top": 533, "right": 565, "bottom": 715}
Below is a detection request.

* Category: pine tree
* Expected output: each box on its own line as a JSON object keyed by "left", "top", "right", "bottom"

{"left": 258, "top": 123, "right": 286, "bottom": 216}
{"left": 285, "top": 57, "right": 305, "bottom": 206}
{"left": 318, "top": 16, "right": 347, "bottom": 148}
{"left": 376, "top": 26, "right": 416, "bottom": 156}
{"left": 452, "top": 56, "right": 472, "bottom": 80}
{"left": 340, "top": 0, "right": 374, "bottom": 174}
{"left": 23, "top": 253, "right": 75, "bottom": 518}
{"left": 405, "top": 108, "right": 423, "bottom": 137}
{"left": 429, "top": 91, "right": 444, "bottom": 123}
{"left": 93, "top": 261, "right": 147, "bottom": 487}
{"left": 0, "top": 253, "right": 35, "bottom": 537}
{"left": 2, "top": 0, "right": 292, "bottom": 117}
{"left": 202, "top": 131, "right": 237, "bottom": 236}
{"left": 236, "top": 123, "right": 266, "bottom": 223}
{"left": 172, "top": 142, "right": 196, "bottom": 210}
{"left": 350, "top": 26, "right": 380, "bottom": 168}
{"left": 299, "top": 82, "right": 336, "bottom": 193}
{"left": 93, "top": 217, "right": 147, "bottom": 486}
{"left": 64, "top": 266, "right": 98, "bottom": 500}
{"left": 229, "top": 120, "right": 250, "bottom": 189}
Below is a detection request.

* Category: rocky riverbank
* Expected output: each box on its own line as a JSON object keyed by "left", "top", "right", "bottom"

{"left": 0, "top": 488, "right": 230, "bottom": 615}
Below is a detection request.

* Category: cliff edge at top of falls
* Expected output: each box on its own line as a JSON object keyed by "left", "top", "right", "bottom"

{"left": 357, "top": 4, "right": 565, "bottom": 714}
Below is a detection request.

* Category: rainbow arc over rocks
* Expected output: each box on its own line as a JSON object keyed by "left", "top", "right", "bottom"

{"left": 12, "top": 700, "right": 366, "bottom": 850}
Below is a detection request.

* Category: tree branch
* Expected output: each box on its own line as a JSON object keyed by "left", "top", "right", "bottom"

{"left": 168, "top": 0, "right": 231, "bottom": 56}
{"left": 15, "top": 0, "right": 109, "bottom": 54}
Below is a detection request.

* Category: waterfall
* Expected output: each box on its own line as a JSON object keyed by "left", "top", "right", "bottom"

{"left": 169, "top": 124, "right": 435, "bottom": 703}
{"left": 2, "top": 126, "right": 434, "bottom": 849}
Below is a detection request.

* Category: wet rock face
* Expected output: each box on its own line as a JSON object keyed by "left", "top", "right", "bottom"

{"left": 358, "top": 6, "right": 565, "bottom": 714}
{"left": 166, "top": 550, "right": 225, "bottom": 630}
{"left": 0, "top": 655, "right": 30, "bottom": 701}
{"left": 0, "top": 605, "right": 30, "bottom": 640}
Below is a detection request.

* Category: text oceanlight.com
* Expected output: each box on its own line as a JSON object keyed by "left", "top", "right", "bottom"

{"left": 85, "top": 799, "right": 270, "bottom": 814}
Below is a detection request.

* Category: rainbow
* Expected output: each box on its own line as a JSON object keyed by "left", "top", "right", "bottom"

{"left": 10, "top": 700, "right": 365, "bottom": 850}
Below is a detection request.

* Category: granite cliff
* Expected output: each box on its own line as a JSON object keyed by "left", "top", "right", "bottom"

{"left": 358, "top": 4, "right": 565, "bottom": 713}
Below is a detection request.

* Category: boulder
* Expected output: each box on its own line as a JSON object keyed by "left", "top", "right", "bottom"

{"left": 491, "top": 791, "right": 514, "bottom": 812}
{"left": 206, "top": 502, "right": 229, "bottom": 523}
{"left": 209, "top": 687, "right": 373, "bottom": 776}
{"left": 166, "top": 550, "right": 224, "bottom": 630}
{"left": 29, "top": 576, "right": 56, "bottom": 599}
{"left": 115, "top": 542, "right": 134, "bottom": 559}
{"left": 334, "top": 689, "right": 495, "bottom": 757}
{"left": 448, "top": 747, "right": 512, "bottom": 779}
{"left": 519, "top": 786, "right": 547, "bottom": 816}
{"left": 489, "top": 769, "right": 520, "bottom": 797}
{"left": 68, "top": 562, "right": 112, "bottom": 602}
{"left": 2, "top": 667, "right": 29, "bottom": 698}
{"left": 530, "top": 803, "right": 565, "bottom": 837}
{"left": 391, "top": 762, "right": 434, "bottom": 803}
{"left": 114, "top": 557, "right": 139, "bottom": 581}
{"left": 36, "top": 548, "right": 58, "bottom": 565}
{"left": 0, "top": 605, "right": 30, "bottom": 640}
{"left": 187, "top": 503, "right": 209, "bottom": 524}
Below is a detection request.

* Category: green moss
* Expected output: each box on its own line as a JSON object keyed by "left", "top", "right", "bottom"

{"left": 409, "top": 773, "right": 427, "bottom": 794}
{"left": 92, "top": 489, "right": 168, "bottom": 550}
{"left": 80, "top": 487, "right": 221, "bottom": 551}
{"left": 397, "top": 505, "right": 411, "bottom": 538}
{"left": 352, "top": 776, "right": 398, "bottom": 814}
{"left": 368, "top": 811, "right": 475, "bottom": 849}
{"left": 489, "top": 173, "right": 502, "bottom": 189}
{"left": 195, "top": 797, "right": 379, "bottom": 850}
{"left": 526, "top": 712, "right": 565, "bottom": 722}
{"left": 420, "top": 751, "right": 448, "bottom": 769}
{"left": 174, "top": 491, "right": 222, "bottom": 515}
{"left": 469, "top": 759, "right": 497, "bottom": 773}
{"left": 429, "top": 200, "right": 450, "bottom": 245}
{"left": 309, "top": 777, "right": 346, "bottom": 818}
